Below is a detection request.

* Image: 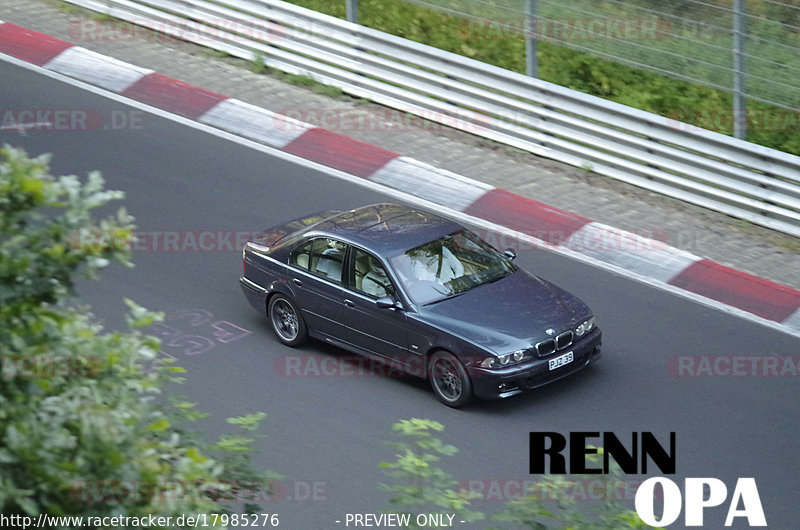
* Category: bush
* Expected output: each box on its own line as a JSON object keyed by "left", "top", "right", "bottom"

{"left": 0, "top": 145, "right": 273, "bottom": 526}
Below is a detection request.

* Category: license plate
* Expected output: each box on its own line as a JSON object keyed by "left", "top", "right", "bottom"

{"left": 549, "top": 351, "right": 574, "bottom": 371}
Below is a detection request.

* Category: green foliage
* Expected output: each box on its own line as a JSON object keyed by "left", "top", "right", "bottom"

{"left": 227, "top": 412, "right": 268, "bottom": 432}
{"left": 249, "top": 51, "right": 267, "bottom": 74}
{"left": 380, "top": 419, "right": 484, "bottom": 528}
{"left": 381, "top": 420, "right": 651, "bottom": 529}
{"left": 89, "top": 11, "right": 113, "bottom": 23}
{"left": 313, "top": 84, "right": 345, "bottom": 98}
{"left": 0, "top": 147, "right": 133, "bottom": 323}
{"left": 285, "top": 0, "right": 800, "bottom": 155}
{"left": 51, "top": 1, "right": 81, "bottom": 15}
{"left": 491, "top": 447, "right": 653, "bottom": 529}
{"left": 0, "top": 146, "right": 272, "bottom": 525}
{"left": 275, "top": 71, "right": 344, "bottom": 97}
{"left": 204, "top": 48, "right": 232, "bottom": 59}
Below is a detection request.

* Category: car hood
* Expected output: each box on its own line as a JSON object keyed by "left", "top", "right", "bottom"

{"left": 418, "top": 270, "right": 591, "bottom": 354}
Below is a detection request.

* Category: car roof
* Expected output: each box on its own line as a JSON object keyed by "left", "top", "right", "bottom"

{"left": 311, "top": 203, "right": 463, "bottom": 254}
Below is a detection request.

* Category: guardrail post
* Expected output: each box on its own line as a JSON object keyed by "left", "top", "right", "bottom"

{"left": 54, "top": 0, "right": 800, "bottom": 237}
{"left": 346, "top": 0, "right": 358, "bottom": 24}
{"left": 733, "top": 0, "right": 746, "bottom": 140}
{"left": 526, "top": 0, "right": 538, "bottom": 78}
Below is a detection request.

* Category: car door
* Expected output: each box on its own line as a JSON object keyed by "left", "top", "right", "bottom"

{"left": 287, "top": 237, "right": 347, "bottom": 341}
{"left": 341, "top": 247, "right": 411, "bottom": 364}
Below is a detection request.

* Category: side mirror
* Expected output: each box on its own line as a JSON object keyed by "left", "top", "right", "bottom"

{"left": 376, "top": 296, "right": 401, "bottom": 310}
{"left": 503, "top": 248, "right": 517, "bottom": 261}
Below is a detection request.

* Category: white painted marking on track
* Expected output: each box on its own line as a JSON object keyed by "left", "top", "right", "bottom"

{"left": 370, "top": 156, "right": 493, "bottom": 212}
{"left": 782, "top": 307, "right": 800, "bottom": 333}
{"left": 199, "top": 99, "right": 309, "bottom": 148}
{"left": 563, "top": 222, "right": 702, "bottom": 283}
{"left": 45, "top": 47, "right": 153, "bottom": 93}
{"left": 1, "top": 51, "right": 797, "bottom": 338}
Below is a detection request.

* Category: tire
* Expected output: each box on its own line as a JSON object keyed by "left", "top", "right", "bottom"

{"left": 268, "top": 294, "right": 308, "bottom": 347}
{"left": 428, "top": 350, "right": 473, "bottom": 408}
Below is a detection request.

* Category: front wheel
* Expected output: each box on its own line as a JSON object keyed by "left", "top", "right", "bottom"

{"left": 268, "top": 294, "right": 307, "bottom": 347}
{"left": 428, "top": 351, "right": 473, "bottom": 407}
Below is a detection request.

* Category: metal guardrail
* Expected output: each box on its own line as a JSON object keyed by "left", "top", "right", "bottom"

{"left": 64, "top": 0, "right": 800, "bottom": 237}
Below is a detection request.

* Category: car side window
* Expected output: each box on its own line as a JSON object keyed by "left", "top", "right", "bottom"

{"left": 307, "top": 238, "right": 347, "bottom": 283}
{"left": 290, "top": 241, "right": 312, "bottom": 270}
{"left": 352, "top": 249, "right": 395, "bottom": 299}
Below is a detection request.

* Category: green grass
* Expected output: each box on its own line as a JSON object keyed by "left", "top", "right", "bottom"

{"left": 312, "top": 83, "right": 344, "bottom": 98}
{"left": 276, "top": 72, "right": 343, "bottom": 97}
{"left": 276, "top": 72, "right": 343, "bottom": 96}
{"left": 249, "top": 51, "right": 267, "bottom": 74}
{"left": 249, "top": 65, "right": 345, "bottom": 97}
{"left": 202, "top": 48, "right": 232, "bottom": 59}
{"left": 89, "top": 11, "right": 113, "bottom": 22}
{"left": 285, "top": 0, "right": 800, "bottom": 156}
{"left": 51, "top": 0, "right": 83, "bottom": 15}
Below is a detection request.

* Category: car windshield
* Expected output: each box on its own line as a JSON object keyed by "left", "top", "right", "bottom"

{"left": 389, "top": 229, "right": 516, "bottom": 305}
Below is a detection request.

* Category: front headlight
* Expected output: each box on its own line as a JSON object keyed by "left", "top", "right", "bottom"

{"left": 480, "top": 350, "right": 527, "bottom": 369}
{"left": 575, "top": 317, "right": 595, "bottom": 336}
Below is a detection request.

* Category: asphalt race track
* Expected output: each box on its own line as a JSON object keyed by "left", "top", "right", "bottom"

{"left": 2, "top": 60, "right": 799, "bottom": 529}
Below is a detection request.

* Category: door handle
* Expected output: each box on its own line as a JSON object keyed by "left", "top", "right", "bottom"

{"left": 292, "top": 278, "right": 303, "bottom": 287}
{"left": 344, "top": 299, "right": 355, "bottom": 307}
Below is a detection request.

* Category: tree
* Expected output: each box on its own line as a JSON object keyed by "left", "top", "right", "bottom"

{"left": 0, "top": 145, "right": 272, "bottom": 527}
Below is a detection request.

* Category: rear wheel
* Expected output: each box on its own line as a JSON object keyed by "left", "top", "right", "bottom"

{"left": 428, "top": 351, "right": 473, "bottom": 407}
{"left": 268, "top": 294, "right": 307, "bottom": 347}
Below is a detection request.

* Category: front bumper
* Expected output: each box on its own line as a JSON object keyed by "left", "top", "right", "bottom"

{"left": 468, "top": 327, "right": 602, "bottom": 400}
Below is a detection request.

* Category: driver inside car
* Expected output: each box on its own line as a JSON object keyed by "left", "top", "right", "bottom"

{"left": 405, "top": 243, "right": 464, "bottom": 283}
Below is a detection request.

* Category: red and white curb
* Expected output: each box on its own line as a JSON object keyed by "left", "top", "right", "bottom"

{"left": 1, "top": 21, "right": 799, "bottom": 333}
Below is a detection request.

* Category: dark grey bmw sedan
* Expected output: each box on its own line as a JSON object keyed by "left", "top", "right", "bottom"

{"left": 240, "top": 203, "right": 601, "bottom": 407}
